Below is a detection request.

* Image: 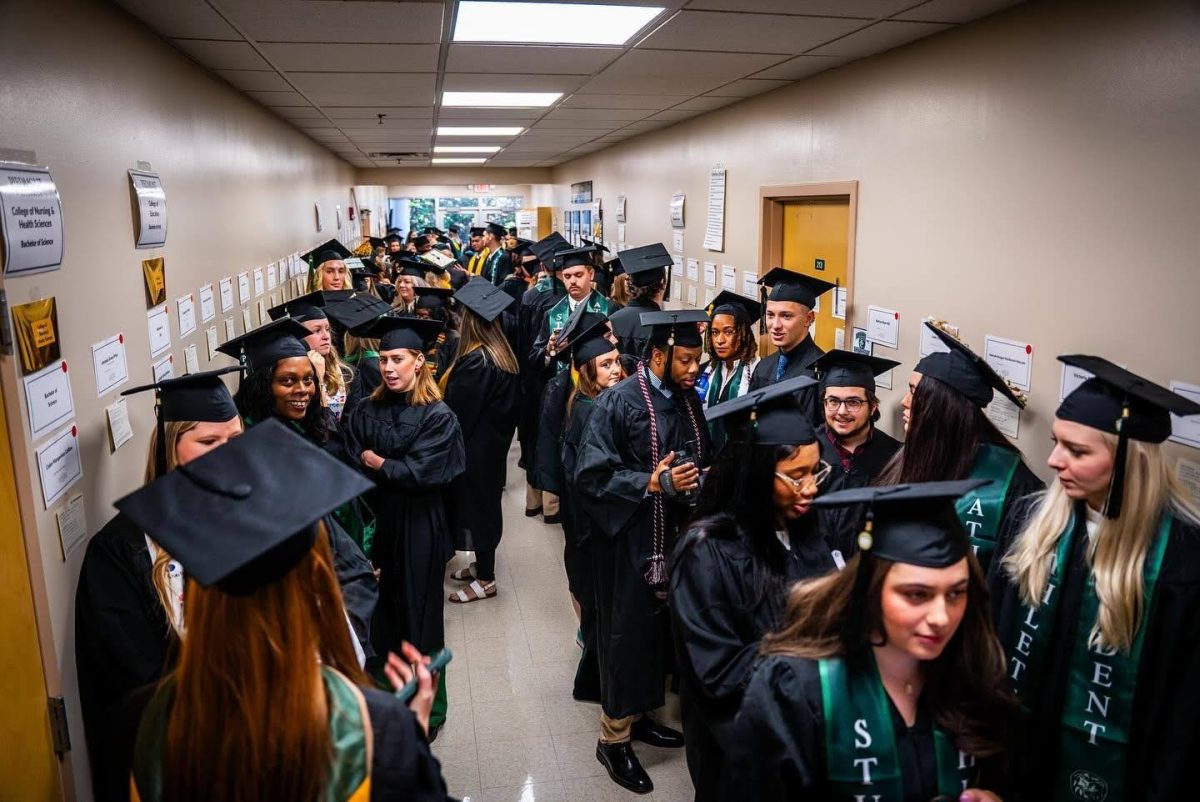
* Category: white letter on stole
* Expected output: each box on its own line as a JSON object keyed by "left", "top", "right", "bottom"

{"left": 854, "top": 718, "right": 872, "bottom": 749}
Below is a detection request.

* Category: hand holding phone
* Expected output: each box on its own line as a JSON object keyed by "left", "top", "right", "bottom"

{"left": 392, "top": 647, "right": 453, "bottom": 703}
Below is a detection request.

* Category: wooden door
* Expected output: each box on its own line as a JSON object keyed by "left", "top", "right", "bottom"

{"left": 780, "top": 199, "right": 850, "bottom": 351}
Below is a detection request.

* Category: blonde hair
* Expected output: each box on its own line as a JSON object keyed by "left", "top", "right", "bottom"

{"left": 370, "top": 349, "right": 442, "bottom": 406}
{"left": 438, "top": 309, "right": 518, "bottom": 391}
{"left": 143, "top": 420, "right": 196, "bottom": 633}
{"left": 342, "top": 332, "right": 379, "bottom": 362}
{"left": 321, "top": 347, "right": 353, "bottom": 401}
{"left": 1003, "top": 436, "right": 1200, "bottom": 652}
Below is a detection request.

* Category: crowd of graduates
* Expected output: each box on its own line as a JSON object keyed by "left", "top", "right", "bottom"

{"left": 72, "top": 223, "right": 1200, "bottom": 801}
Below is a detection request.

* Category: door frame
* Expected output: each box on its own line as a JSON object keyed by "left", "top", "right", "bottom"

{"left": 758, "top": 180, "right": 860, "bottom": 331}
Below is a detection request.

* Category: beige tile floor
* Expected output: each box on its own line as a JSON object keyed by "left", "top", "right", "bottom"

{"left": 434, "top": 445, "right": 694, "bottom": 802}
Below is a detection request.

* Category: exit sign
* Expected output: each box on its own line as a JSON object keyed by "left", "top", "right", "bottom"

{"left": 814, "top": 258, "right": 826, "bottom": 271}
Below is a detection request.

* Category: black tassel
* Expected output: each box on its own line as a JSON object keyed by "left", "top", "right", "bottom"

{"left": 1103, "top": 404, "right": 1131, "bottom": 519}
{"left": 759, "top": 283, "right": 768, "bottom": 335}
{"left": 153, "top": 400, "right": 167, "bottom": 478}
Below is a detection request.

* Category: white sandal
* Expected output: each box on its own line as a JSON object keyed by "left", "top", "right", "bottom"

{"left": 449, "top": 563, "right": 477, "bottom": 582}
{"left": 448, "top": 579, "right": 497, "bottom": 604}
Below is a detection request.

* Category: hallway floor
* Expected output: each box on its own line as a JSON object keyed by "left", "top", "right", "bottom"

{"left": 432, "top": 445, "right": 693, "bottom": 801}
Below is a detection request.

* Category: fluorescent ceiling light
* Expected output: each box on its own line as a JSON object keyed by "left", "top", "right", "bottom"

{"left": 437, "top": 126, "right": 524, "bottom": 136}
{"left": 453, "top": 2, "right": 664, "bottom": 46}
{"left": 432, "top": 158, "right": 489, "bottom": 165}
{"left": 434, "top": 146, "right": 502, "bottom": 153}
{"left": 443, "top": 92, "right": 561, "bottom": 108}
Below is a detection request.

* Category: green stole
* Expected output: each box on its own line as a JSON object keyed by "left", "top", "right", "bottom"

{"left": 132, "top": 667, "right": 372, "bottom": 802}
{"left": 1002, "top": 511, "right": 1171, "bottom": 802}
{"left": 484, "top": 248, "right": 506, "bottom": 283}
{"left": 546, "top": 292, "right": 612, "bottom": 373}
{"left": 343, "top": 350, "right": 379, "bottom": 364}
{"left": 705, "top": 360, "right": 746, "bottom": 407}
{"left": 956, "top": 443, "right": 1021, "bottom": 571}
{"left": 819, "top": 653, "right": 972, "bottom": 800}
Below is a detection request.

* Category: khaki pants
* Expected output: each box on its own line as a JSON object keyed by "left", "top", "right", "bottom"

{"left": 600, "top": 712, "right": 639, "bottom": 744}
{"left": 525, "top": 485, "right": 559, "bottom": 516}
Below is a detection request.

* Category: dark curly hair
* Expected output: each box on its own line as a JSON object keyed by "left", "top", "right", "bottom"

{"left": 233, "top": 358, "right": 329, "bottom": 444}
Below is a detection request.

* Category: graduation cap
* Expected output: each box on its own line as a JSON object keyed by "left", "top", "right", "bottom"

{"left": 484, "top": 222, "right": 507, "bottom": 239}
{"left": 640, "top": 309, "right": 707, "bottom": 349}
{"left": 268, "top": 291, "right": 326, "bottom": 324}
{"left": 531, "top": 233, "right": 571, "bottom": 265}
{"left": 423, "top": 226, "right": 444, "bottom": 236}
{"left": 618, "top": 243, "right": 671, "bottom": 288}
{"left": 581, "top": 237, "right": 610, "bottom": 255}
{"left": 758, "top": 267, "right": 835, "bottom": 308}
{"left": 122, "top": 366, "right": 244, "bottom": 477}
{"left": 555, "top": 245, "right": 601, "bottom": 272}
{"left": 366, "top": 315, "right": 445, "bottom": 352}
{"left": 325, "top": 293, "right": 392, "bottom": 332}
{"left": 567, "top": 315, "right": 617, "bottom": 369}
{"left": 1056, "top": 355, "right": 1200, "bottom": 519}
{"left": 812, "top": 479, "right": 990, "bottom": 568}
{"left": 706, "top": 290, "right": 762, "bottom": 327}
{"left": 813, "top": 349, "right": 899, "bottom": 394}
{"left": 216, "top": 318, "right": 311, "bottom": 369}
{"left": 915, "top": 321, "right": 1026, "bottom": 409}
{"left": 414, "top": 286, "right": 454, "bottom": 310}
{"left": 114, "top": 418, "right": 373, "bottom": 594}
{"left": 511, "top": 238, "right": 536, "bottom": 256}
{"left": 605, "top": 256, "right": 624, "bottom": 277}
{"left": 455, "top": 277, "right": 514, "bottom": 322}
{"left": 368, "top": 237, "right": 388, "bottom": 250}
{"left": 469, "top": 226, "right": 485, "bottom": 237}
{"left": 301, "top": 239, "right": 353, "bottom": 268}
{"left": 558, "top": 306, "right": 608, "bottom": 357}
{"left": 384, "top": 233, "right": 403, "bottom": 246}
{"left": 391, "top": 255, "right": 428, "bottom": 278}
{"left": 705, "top": 375, "right": 819, "bottom": 446}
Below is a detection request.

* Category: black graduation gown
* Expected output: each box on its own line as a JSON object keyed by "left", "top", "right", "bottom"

{"left": 725, "top": 653, "right": 1000, "bottom": 802}
{"left": 346, "top": 355, "right": 382, "bottom": 415}
{"left": 608, "top": 297, "right": 659, "bottom": 359}
{"left": 343, "top": 397, "right": 465, "bottom": 657}
{"left": 532, "top": 372, "right": 572, "bottom": 496}
{"left": 442, "top": 351, "right": 520, "bottom": 555}
{"left": 360, "top": 687, "right": 454, "bottom": 801}
{"left": 668, "top": 513, "right": 832, "bottom": 801}
{"left": 990, "top": 500, "right": 1200, "bottom": 801}
{"left": 749, "top": 335, "right": 825, "bottom": 425}
{"left": 560, "top": 394, "right": 602, "bottom": 702}
{"left": 574, "top": 371, "right": 711, "bottom": 718}
{"left": 75, "top": 513, "right": 175, "bottom": 802}
{"left": 428, "top": 330, "right": 459, "bottom": 384}
{"left": 816, "top": 423, "right": 903, "bottom": 552}
{"left": 517, "top": 281, "right": 565, "bottom": 484}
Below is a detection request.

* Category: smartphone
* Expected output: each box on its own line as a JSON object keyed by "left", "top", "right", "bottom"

{"left": 393, "top": 647, "right": 454, "bottom": 703}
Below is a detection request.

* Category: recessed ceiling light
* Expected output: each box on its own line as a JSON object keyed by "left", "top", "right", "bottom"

{"left": 432, "top": 158, "right": 489, "bottom": 165}
{"left": 437, "top": 126, "right": 524, "bottom": 137}
{"left": 434, "top": 146, "right": 502, "bottom": 153}
{"left": 453, "top": 2, "right": 664, "bottom": 46}
{"left": 443, "top": 92, "right": 561, "bottom": 108}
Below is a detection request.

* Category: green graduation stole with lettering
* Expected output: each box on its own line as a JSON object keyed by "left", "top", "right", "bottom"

{"left": 546, "top": 292, "right": 612, "bottom": 373}
{"left": 956, "top": 443, "right": 1021, "bottom": 571}
{"left": 819, "top": 653, "right": 972, "bottom": 800}
{"left": 1002, "top": 511, "right": 1171, "bottom": 802}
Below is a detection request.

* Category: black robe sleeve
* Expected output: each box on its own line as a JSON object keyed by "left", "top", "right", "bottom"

{"left": 323, "top": 513, "right": 379, "bottom": 661}
{"left": 440, "top": 352, "right": 489, "bottom": 445}
{"left": 533, "top": 373, "right": 571, "bottom": 495}
{"left": 573, "top": 390, "right": 653, "bottom": 538}
{"left": 376, "top": 406, "right": 466, "bottom": 490}
{"left": 360, "top": 688, "right": 452, "bottom": 801}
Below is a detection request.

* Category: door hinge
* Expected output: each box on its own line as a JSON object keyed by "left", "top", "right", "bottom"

{"left": 47, "top": 696, "right": 70, "bottom": 754}
{"left": 0, "top": 289, "right": 12, "bottom": 356}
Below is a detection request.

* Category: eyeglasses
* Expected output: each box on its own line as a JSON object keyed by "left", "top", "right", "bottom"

{"left": 775, "top": 461, "right": 833, "bottom": 494}
{"left": 823, "top": 397, "right": 868, "bottom": 412}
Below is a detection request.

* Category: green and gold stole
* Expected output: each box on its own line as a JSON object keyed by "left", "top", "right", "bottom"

{"left": 819, "top": 653, "right": 972, "bottom": 800}
{"left": 956, "top": 443, "right": 1021, "bottom": 571}
{"left": 546, "top": 292, "right": 613, "bottom": 373}
{"left": 132, "top": 666, "right": 373, "bottom": 802}
{"left": 819, "top": 653, "right": 973, "bottom": 800}
{"left": 1002, "top": 512, "right": 1171, "bottom": 802}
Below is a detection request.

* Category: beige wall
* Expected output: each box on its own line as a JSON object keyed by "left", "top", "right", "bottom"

{"left": 0, "top": 1, "right": 357, "bottom": 797}
{"left": 550, "top": 0, "right": 1200, "bottom": 480}
{"left": 360, "top": 166, "right": 552, "bottom": 186}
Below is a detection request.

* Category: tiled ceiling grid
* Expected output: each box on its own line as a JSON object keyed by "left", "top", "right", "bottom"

{"left": 113, "top": 0, "right": 1023, "bottom": 168}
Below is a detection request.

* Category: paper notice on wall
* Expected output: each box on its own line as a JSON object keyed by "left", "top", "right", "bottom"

{"left": 206, "top": 326, "right": 219, "bottom": 361}
{"left": 184, "top": 343, "right": 200, "bottom": 374}
{"left": 1059, "top": 362, "right": 1093, "bottom": 401}
{"left": 267, "top": 262, "right": 278, "bottom": 290}
{"left": 176, "top": 294, "right": 197, "bottom": 338}
{"left": 1177, "top": 458, "right": 1200, "bottom": 504}
{"left": 703, "top": 262, "right": 716, "bottom": 287}
{"left": 199, "top": 283, "right": 216, "bottom": 323}
{"left": 686, "top": 284, "right": 697, "bottom": 306}
{"left": 721, "top": 265, "right": 737, "bottom": 291}
{"left": 237, "top": 272, "right": 251, "bottom": 305}
{"left": 56, "top": 492, "right": 88, "bottom": 560}
{"left": 671, "top": 255, "right": 683, "bottom": 278}
{"left": 741, "top": 272, "right": 758, "bottom": 298}
{"left": 106, "top": 397, "right": 134, "bottom": 451}
{"left": 1169, "top": 381, "right": 1200, "bottom": 448}
{"left": 703, "top": 288, "right": 714, "bottom": 306}
{"left": 224, "top": 317, "right": 236, "bottom": 342}
{"left": 36, "top": 423, "right": 82, "bottom": 509}
{"left": 153, "top": 354, "right": 174, "bottom": 383}
{"left": 0, "top": 162, "right": 64, "bottom": 277}
{"left": 24, "top": 360, "right": 75, "bottom": 441}
{"left": 919, "top": 319, "right": 954, "bottom": 357}
{"left": 253, "top": 268, "right": 265, "bottom": 297}
{"left": 984, "top": 335, "right": 1033, "bottom": 392}
{"left": 241, "top": 307, "right": 253, "bottom": 332}
{"left": 703, "top": 166, "right": 726, "bottom": 251}
{"left": 985, "top": 395, "right": 1021, "bottom": 439}
{"left": 670, "top": 192, "right": 685, "bottom": 229}
{"left": 219, "top": 277, "right": 234, "bottom": 312}
{"left": 834, "top": 327, "right": 846, "bottom": 350}
{"left": 672, "top": 230, "right": 684, "bottom": 253}
{"left": 90, "top": 333, "right": 129, "bottom": 397}
{"left": 866, "top": 306, "right": 899, "bottom": 349}
{"left": 833, "top": 287, "right": 848, "bottom": 321}
{"left": 129, "top": 169, "right": 167, "bottom": 248}
{"left": 147, "top": 304, "right": 171, "bottom": 357}
{"left": 616, "top": 194, "right": 626, "bottom": 223}
{"left": 686, "top": 259, "right": 699, "bottom": 281}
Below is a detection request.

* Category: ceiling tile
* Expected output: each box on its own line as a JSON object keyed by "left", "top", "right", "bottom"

{"left": 337, "top": 119, "right": 434, "bottom": 132}
{"left": 807, "top": 20, "right": 953, "bottom": 57}
{"left": 616, "top": 119, "right": 673, "bottom": 133}
{"left": 576, "top": 73, "right": 727, "bottom": 95}
{"left": 287, "top": 72, "right": 436, "bottom": 105}
{"left": 529, "top": 122, "right": 624, "bottom": 134}
{"left": 114, "top": 0, "right": 239, "bottom": 38}
{"left": 896, "top": 0, "right": 1024, "bottom": 23}
{"left": 669, "top": 95, "right": 741, "bottom": 112}
{"left": 540, "top": 108, "right": 648, "bottom": 123}
{"left": 706, "top": 78, "right": 793, "bottom": 98}
{"left": 345, "top": 131, "right": 433, "bottom": 143}
{"left": 216, "top": 69, "right": 293, "bottom": 92}
{"left": 601, "top": 49, "right": 780, "bottom": 78}
{"left": 446, "top": 45, "right": 619, "bottom": 75}
{"left": 561, "top": 93, "right": 691, "bottom": 110}
{"left": 645, "top": 108, "right": 702, "bottom": 122}
{"left": 232, "top": 2, "right": 443, "bottom": 43}
{"left": 750, "top": 54, "right": 850, "bottom": 80}
{"left": 323, "top": 107, "right": 432, "bottom": 119}
{"left": 260, "top": 43, "right": 440, "bottom": 72}
{"left": 684, "top": 0, "right": 916, "bottom": 15}
{"left": 169, "top": 39, "right": 270, "bottom": 70}
{"left": 274, "top": 106, "right": 326, "bottom": 120}
{"left": 441, "top": 73, "right": 587, "bottom": 92}
{"left": 640, "top": 11, "right": 867, "bottom": 55}
{"left": 245, "top": 89, "right": 310, "bottom": 107}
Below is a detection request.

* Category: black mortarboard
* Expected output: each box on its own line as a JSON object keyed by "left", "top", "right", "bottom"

{"left": 301, "top": 239, "right": 353, "bottom": 268}
{"left": 455, "top": 277, "right": 514, "bottom": 322}
{"left": 424, "top": 226, "right": 444, "bottom": 236}
{"left": 485, "top": 222, "right": 507, "bottom": 238}
{"left": 704, "top": 375, "right": 818, "bottom": 446}
{"left": 641, "top": 309, "right": 707, "bottom": 348}
{"left": 512, "top": 238, "right": 536, "bottom": 256}
{"left": 321, "top": 289, "right": 355, "bottom": 305}
{"left": 1056, "top": 355, "right": 1200, "bottom": 518}
{"left": 706, "top": 290, "right": 762, "bottom": 327}
{"left": 469, "top": 226, "right": 484, "bottom": 237}
{"left": 114, "top": 419, "right": 373, "bottom": 593}
{"left": 618, "top": 243, "right": 671, "bottom": 288}
{"left": 531, "top": 233, "right": 570, "bottom": 263}
{"left": 581, "top": 237, "right": 610, "bottom": 255}
{"left": 325, "top": 293, "right": 392, "bottom": 332}
{"left": 368, "top": 237, "right": 387, "bottom": 250}
{"left": 758, "top": 267, "right": 835, "bottom": 308}
{"left": 268, "top": 290, "right": 326, "bottom": 324}
{"left": 384, "top": 233, "right": 402, "bottom": 245}
{"left": 915, "top": 321, "right": 1026, "bottom": 409}
{"left": 415, "top": 286, "right": 454, "bottom": 310}
{"left": 556, "top": 245, "right": 601, "bottom": 271}
{"left": 812, "top": 479, "right": 990, "bottom": 568}
{"left": 560, "top": 306, "right": 607, "bottom": 351}
{"left": 216, "top": 318, "right": 310, "bottom": 369}
{"left": 122, "top": 366, "right": 244, "bottom": 476}
{"left": 507, "top": 226, "right": 517, "bottom": 236}
{"left": 391, "top": 254, "right": 427, "bottom": 277}
{"left": 568, "top": 316, "right": 617, "bottom": 369}
{"left": 813, "top": 349, "right": 900, "bottom": 394}
{"left": 606, "top": 257, "right": 624, "bottom": 277}
{"left": 368, "top": 315, "right": 445, "bottom": 352}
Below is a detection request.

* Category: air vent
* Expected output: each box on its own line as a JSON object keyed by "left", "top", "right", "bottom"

{"left": 368, "top": 151, "right": 430, "bottom": 161}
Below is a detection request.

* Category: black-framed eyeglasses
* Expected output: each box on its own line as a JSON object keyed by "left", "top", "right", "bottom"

{"left": 824, "top": 397, "right": 868, "bottom": 412}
